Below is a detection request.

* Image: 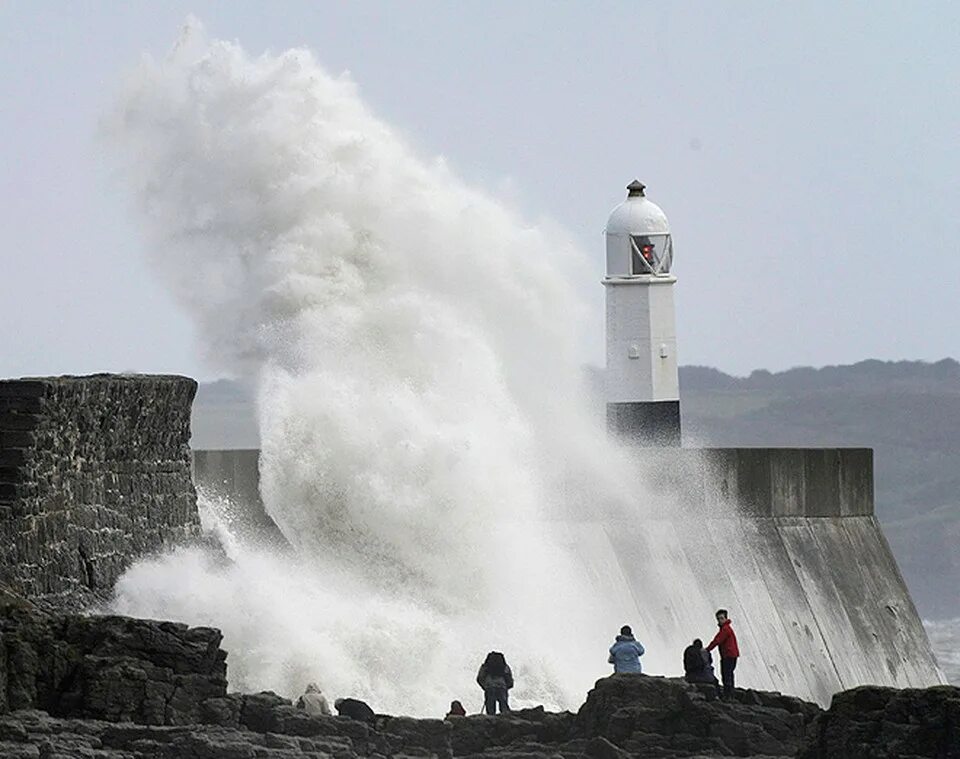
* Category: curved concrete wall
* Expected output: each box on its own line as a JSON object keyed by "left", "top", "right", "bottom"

{"left": 191, "top": 446, "right": 944, "bottom": 704}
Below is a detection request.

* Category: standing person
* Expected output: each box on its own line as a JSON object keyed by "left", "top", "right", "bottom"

{"left": 476, "top": 651, "right": 513, "bottom": 715}
{"left": 295, "top": 682, "right": 332, "bottom": 716}
{"left": 608, "top": 625, "right": 645, "bottom": 673}
{"left": 705, "top": 609, "right": 740, "bottom": 698}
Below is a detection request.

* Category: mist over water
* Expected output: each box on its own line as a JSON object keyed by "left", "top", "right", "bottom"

{"left": 924, "top": 620, "right": 960, "bottom": 685}
{"left": 108, "top": 21, "right": 678, "bottom": 714}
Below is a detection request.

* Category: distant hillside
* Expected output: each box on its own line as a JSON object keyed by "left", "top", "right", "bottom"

{"left": 192, "top": 359, "right": 960, "bottom": 619}
{"left": 679, "top": 359, "right": 960, "bottom": 620}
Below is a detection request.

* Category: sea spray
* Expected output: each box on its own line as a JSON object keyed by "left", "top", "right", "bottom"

{"left": 924, "top": 619, "right": 960, "bottom": 685}
{"left": 108, "top": 20, "right": 660, "bottom": 714}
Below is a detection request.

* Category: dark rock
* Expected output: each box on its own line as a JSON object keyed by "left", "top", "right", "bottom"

{"left": 574, "top": 674, "right": 818, "bottom": 757}
{"left": 584, "top": 735, "right": 631, "bottom": 759}
{"left": 236, "top": 691, "right": 294, "bottom": 733}
{"left": 798, "top": 684, "right": 960, "bottom": 758}
{"left": 377, "top": 715, "right": 452, "bottom": 757}
{"left": 2, "top": 603, "right": 956, "bottom": 758}
{"left": 198, "top": 694, "right": 243, "bottom": 728}
{"left": 0, "top": 673, "right": 956, "bottom": 758}
{"left": 448, "top": 711, "right": 575, "bottom": 756}
{"left": 0, "top": 606, "right": 227, "bottom": 726}
{"left": 0, "top": 710, "right": 368, "bottom": 758}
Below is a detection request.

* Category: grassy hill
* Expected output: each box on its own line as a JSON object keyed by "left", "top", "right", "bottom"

{"left": 679, "top": 359, "right": 960, "bottom": 620}
{"left": 192, "top": 358, "right": 960, "bottom": 620}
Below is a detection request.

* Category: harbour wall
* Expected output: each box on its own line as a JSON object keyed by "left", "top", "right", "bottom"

{"left": 0, "top": 376, "right": 201, "bottom": 611}
{"left": 192, "top": 446, "right": 945, "bottom": 705}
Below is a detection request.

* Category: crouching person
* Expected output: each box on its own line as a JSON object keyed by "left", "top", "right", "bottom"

{"left": 683, "top": 639, "right": 720, "bottom": 695}
{"left": 334, "top": 697, "right": 376, "bottom": 723}
{"left": 296, "top": 683, "right": 331, "bottom": 716}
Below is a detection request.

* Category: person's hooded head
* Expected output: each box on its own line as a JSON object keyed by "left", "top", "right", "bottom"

{"left": 305, "top": 683, "right": 321, "bottom": 694}
{"left": 620, "top": 625, "right": 633, "bottom": 637}
{"left": 484, "top": 651, "right": 507, "bottom": 674}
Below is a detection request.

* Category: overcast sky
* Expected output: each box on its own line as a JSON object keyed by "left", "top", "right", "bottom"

{"left": 1, "top": 1, "right": 957, "bottom": 380}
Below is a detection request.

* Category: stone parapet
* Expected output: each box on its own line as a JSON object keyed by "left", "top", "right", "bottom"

{"left": 193, "top": 447, "right": 875, "bottom": 524}
{"left": 701, "top": 447, "right": 874, "bottom": 517}
{"left": 632, "top": 447, "right": 874, "bottom": 518}
{"left": 0, "top": 375, "right": 201, "bottom": 611}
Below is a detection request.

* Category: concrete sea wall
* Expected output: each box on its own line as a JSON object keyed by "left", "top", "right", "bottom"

{"left": 555, "top": 448, "right": 945, "bottom": 704}
{"left": 192, "top": 446, "right": 945, "bottom": 705}
{"left": 0, "top": 375, "right": 201, "bottom": 611}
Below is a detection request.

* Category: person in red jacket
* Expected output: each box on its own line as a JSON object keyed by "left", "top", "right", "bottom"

{"left": 705, "top": 608, "right": 739, "bottom": 698}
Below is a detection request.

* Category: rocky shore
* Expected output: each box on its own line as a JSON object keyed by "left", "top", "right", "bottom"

{"left": 1, "top": 605, "right": 957, "bottom": 758}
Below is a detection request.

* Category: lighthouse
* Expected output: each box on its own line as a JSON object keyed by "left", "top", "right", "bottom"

{"left": 603, "top": 180, "right": 681, "bottom": 446}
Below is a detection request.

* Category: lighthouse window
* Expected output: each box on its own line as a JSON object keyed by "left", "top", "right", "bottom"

{"left": 630, "top": 234, "right": 673, "bottom": 275}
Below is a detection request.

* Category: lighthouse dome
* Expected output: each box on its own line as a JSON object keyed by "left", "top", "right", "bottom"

{"left": 605, "top": 181, "right": 673, "bottom": 276}
{"left": 605, "top": 180, "right": 670, "bottom": 236}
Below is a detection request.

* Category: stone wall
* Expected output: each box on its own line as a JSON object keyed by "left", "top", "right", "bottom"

{"left": 0, "top": 375, "right": 201, "bottom": 611}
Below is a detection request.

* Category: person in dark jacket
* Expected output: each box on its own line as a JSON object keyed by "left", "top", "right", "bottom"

{"left": 476, "top": 651, "right": 513, "bottom": 715}
{"left": 334, "top": 697, "right": 376, "bottom": 723}
{"left": 705, "top": 609, "right": 740, "bottom": 698}
{"left": 608, "top": 625, "right": 645, "bottom": 673}
{"left": 683, "top": 638, "right": 720, "bottom": 693}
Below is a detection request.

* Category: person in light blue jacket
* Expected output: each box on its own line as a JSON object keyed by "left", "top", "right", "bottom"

{"left": 608, "top": 625, "right": 645, "bottom": 673}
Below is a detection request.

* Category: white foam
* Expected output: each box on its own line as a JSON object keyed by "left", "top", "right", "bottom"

{"left": 107, "top": 19, "right": 663, "bottom": 715}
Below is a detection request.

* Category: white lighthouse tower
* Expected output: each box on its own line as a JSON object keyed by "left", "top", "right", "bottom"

{"left": 603, "top": 180, "right": 681, "bottom": 445}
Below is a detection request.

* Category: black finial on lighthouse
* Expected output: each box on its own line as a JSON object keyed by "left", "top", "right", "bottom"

{"left": 626, "top": 180, "right": 646, "bottom": 198}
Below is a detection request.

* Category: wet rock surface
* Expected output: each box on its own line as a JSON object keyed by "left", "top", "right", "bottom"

{"left": 1, "top": 606, "right": 957, "bottom": 757}
{"left": 572, "top": 674, "right": 820, "bottom": 758}
{"left": 798, "top": 684, "right": 960, "bottom": 759}
{"left": 0, "top": 608, "right": 817, "bottom": 758}
{"left": 0, "top": 606, "right": 226, "bottom": 724}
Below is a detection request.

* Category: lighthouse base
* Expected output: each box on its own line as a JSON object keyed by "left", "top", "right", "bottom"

{"left": 606, "top": 400, "right": 681, "bottom": 447}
